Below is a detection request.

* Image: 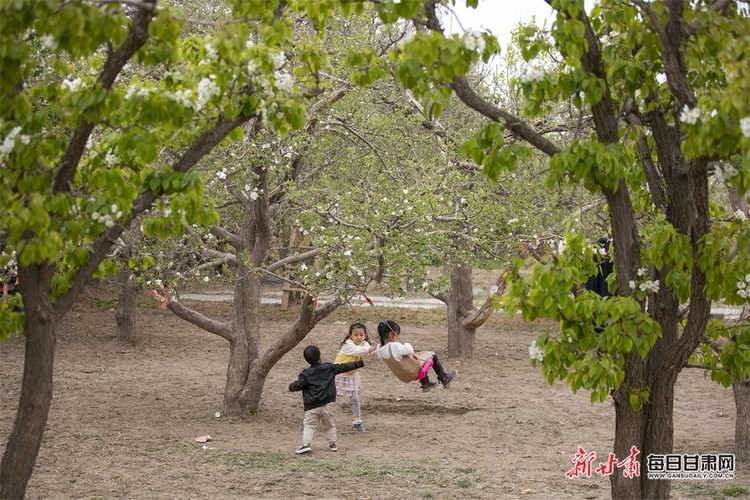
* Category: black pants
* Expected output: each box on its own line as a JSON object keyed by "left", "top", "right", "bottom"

{"left": 420, "top": 354, "right": 448, "bottom": 383}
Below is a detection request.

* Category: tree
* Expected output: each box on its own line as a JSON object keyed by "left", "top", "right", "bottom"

{"left": 351, "top": 1, "right": 750, "bottom": 498}
{"left": 0, "top": 0, "right": 324, "bottom": 496}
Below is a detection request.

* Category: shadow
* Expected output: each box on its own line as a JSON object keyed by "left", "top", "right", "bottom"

{"left": 364, "top": 398, "right": 482, "bottom": 416}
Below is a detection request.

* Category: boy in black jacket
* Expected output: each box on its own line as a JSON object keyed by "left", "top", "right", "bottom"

{"left": 289, "top": 344, "right": 365, "bottom": 454}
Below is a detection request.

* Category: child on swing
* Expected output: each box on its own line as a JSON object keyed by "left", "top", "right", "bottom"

{"left": 375, "top": 320, "right": 457, "bottom": 392}
{"left": 333, "top": 322, "right": 377, "bottom": 432}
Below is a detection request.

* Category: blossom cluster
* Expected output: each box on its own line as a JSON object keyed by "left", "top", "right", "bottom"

{"left": 520, "top": 62, "right": 545, "bottom": 83}
{"left": 529, "top": 341, "right": 545, "bottom": 362}
{"left": 243, "top": 184, "right": 261, "bottom": 201}
{"left": 680, "top": 105, "right": 701, "bottom": 125}
{"left": 0, "top": 126, "right": 30, "bottom": 158}
{"left": 740, "top": 116, "right": 750, "bottom": 138}
{"left": 196, "top": 76, "right": 220, "bottom": 111}
{"left": 736, "top": 274, "right": 750, "bottom": 299}
{"left": 61, "top": 77, "right": 83, "bottom": 92}
{"left": 273, "top": 71, "right": 294, "bottom": 93}
{"left": 628, "top": 268, "right": 660, "bottom": 294}
{"left": 715, "top": 162, "right": 738, "bottom": 184}
{"left": 92, "top": 203, "right": 123, "bottom": 228}
{"left": 463, "top": 29, "right": 486, "bottom": 53}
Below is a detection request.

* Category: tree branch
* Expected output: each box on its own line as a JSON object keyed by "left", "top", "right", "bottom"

{"left": 53, "top": 114, "right": 253, "bottom": 323}
{"left": 53, "top": 0, "right": 155, "bottom": 193}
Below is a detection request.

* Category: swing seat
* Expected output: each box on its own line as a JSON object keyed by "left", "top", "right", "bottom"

{"left": 415, "top": 358, "right": 433, "bottom": 381}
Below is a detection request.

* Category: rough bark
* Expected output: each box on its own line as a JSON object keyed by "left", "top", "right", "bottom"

{"left": 727, "top": 185, "right": 750, "bottom": 459}
{"left": 445, "top": 263, "right": 477, "bottom": 357}
{"left": 0, "top": 263, "right": 56, "bottom": 499}
{"left": 732, "top": 378, "right": 750, "bottom": 460}
{"left": 115, "top": 267, "right": 137, "bottom": 342}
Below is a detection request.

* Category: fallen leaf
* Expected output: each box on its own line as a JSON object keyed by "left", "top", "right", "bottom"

{"left": 520, "top": 489, "right": 536, "bottom": 495}
{"left": 194, "top": 435, "right": 213, "bottom": 443}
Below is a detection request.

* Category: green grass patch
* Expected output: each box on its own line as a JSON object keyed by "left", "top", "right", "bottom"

{"left": 723, "top": 485, "right": 750, "bottom": 497}
{"left": 171, "top": 446, "right": 440, "bottom": 481}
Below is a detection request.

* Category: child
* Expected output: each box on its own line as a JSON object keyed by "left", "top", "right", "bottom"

{"left": 333, "top": 322, "right": 377, "bottom": 432}
{"left": 375, "top": 320, "right": 457, "bottom": 392}
{"left": 289, "top": 344, "right": 365, "bottom": 454}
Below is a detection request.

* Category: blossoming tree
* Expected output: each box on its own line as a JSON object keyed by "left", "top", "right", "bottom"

{"left": 350, "top": 1, "right": 750, "bottom": 499}
{"left": 0, "top": 0, "right": 335, "bottom": 496}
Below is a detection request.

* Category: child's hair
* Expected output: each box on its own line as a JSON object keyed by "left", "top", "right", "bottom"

{"left": 377, "top": 320, "right": 400, "bottom": 345}
{"left": 342, "top": 322, "right": 371, "bottom": 345}
{"left": 303, "top": 345, "right": 321, "bottom": 365}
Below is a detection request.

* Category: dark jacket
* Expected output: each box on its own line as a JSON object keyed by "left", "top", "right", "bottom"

{"left": 585, "top": 237, "right": 613, "bottom": 298}
{"left": 289, "top": 360, "right": 364, "bottom": 411}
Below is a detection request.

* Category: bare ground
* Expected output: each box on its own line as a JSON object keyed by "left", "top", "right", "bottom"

{"left": 1, "top": 290, "right": 748, "bottom": 500}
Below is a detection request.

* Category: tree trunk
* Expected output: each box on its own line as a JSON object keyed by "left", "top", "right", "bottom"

{"left": 446, "top": 263, "right": 477, "bottom": 358}
{"left": 609, "top": 350, "right": 676, "bottom": 500}
{"left": 115, "top": 267, "right": 137, "bottom": 342}
{"left": 732, "top": 378, "right": 750, "bottom": 460}
{"left": 0, "top": 263, "right": 56, "bottom": 499}
{"left": 726, "top": 187, "right": 750, "bottom": 459}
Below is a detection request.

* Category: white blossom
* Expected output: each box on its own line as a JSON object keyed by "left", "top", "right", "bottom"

{"left": 42, "top": 34, "right": 58, "bottom": 50}
{"left": 520, "top": 62, "right": 545, "bottom": 83}
{"left": 300, "top": 263, "right": 308, "bottom": 271}
{"left": 0, "top": 126, "right": 22, "bottom": 155}
{"left": 245, "top": 39, "right": 254, "bottom": 49}
{"left": 463, "top": 29, "right": 486, "bottom": 52}
{"left": 249, "top": 191, "right": 259, "bottom": 201}
{"left": 344, "top": 250, "right": 352, "bottom": 256}
{"left": 216, "top": 169, "right": 227, "bottom": 180}
{"left": 204, "top": 43, "right": 218, "bottom": 60}
{"left": 247, "top": 60, "right": 258, "bottom": 73}
{"left": 637, "top": 267, "right": 647, "bottom": 277}
{"left": 105, "top": 151, "right": 118, "bottom": 167}
{"left": 638, "top": 280, "right": 660, "bottom": 294}
{"left": 629, "top": 280, "right": 636, "bottom": 289}
{"left": 740, "top": 116, "right": 750, "bottom": 138}
{"left": 715, "top": 162, "right": 738, "bottom": 184}
{"left": 274, "top": 71, "right": 294, "bottom": 93}
{"left": 196, "top": 77, "right": 220, "bottom": 111}
{"left": 737, "top": 281, "right": 746, "bottom": 290}
{"left": 680, "top": 105, "right": 701, "bottom": 125}
{"left": 124, "top": 84, "right": 138, "bottom": 100}
{"left": 203, "top": 276, "right": 210, "bottom": 282}
{"left": 173, "top": 89, "right": 194, "bottom": 108}
{"left": 61, "top": 77, "right": 83, "bottom": 92}
{"left": 271, "top": 51, "right": 286, "bottom": 69}
{"left": 19, "top": 135, "right": 30, "bottom": 145}
{"left": 528, "top": 341, "right": 545, "bottom": 362}
{"left": 490, "top": 285, "right": 499, "bottom": 294}
{"left": 733, "top": 210, "right": 747, "bottom": 221}
{"left": 557, "top": 240, "right": 566, "bottom": 254}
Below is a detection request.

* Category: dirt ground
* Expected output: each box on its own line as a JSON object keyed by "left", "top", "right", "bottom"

{"left": 1, "top": 289, "right": 749, "bottom": 500}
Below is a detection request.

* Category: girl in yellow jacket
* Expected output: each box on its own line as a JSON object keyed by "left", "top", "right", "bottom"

{"left": 333, "top": 322, "right": 377, "bottom": 432}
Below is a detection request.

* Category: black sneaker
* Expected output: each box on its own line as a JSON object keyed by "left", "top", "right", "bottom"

{"left": 329, "top": 442, "right": 338, "bottom": 452}
{"left": 421, "top": 380, "right": 439, "bottom": 393}
{"left": 440, "top": 369, "right": 458, "bottom": 389}
{"left": 296, "top": 443, "right": 311, "bottom": 454}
